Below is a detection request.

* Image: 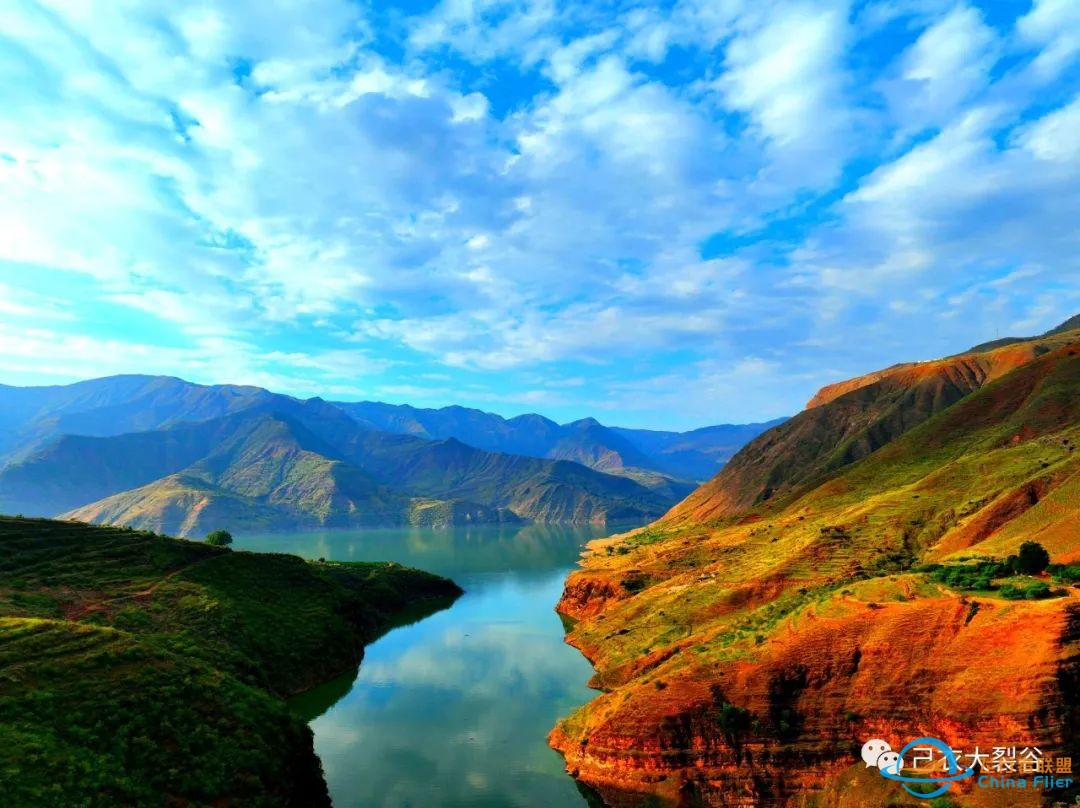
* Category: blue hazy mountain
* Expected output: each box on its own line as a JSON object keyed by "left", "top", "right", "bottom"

{"left": 0, "top": 376, "right": 781, "bottom": 535}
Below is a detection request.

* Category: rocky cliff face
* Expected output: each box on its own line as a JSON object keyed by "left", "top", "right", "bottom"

{"left": 551, "top": 332, "right": 1080, "bottom": 807}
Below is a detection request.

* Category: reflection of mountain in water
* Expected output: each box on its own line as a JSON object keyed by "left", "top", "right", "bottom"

{"left": 237, "top": 521, "right": 637, "bottom": 581}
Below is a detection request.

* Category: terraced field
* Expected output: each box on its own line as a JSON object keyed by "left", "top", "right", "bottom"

{"left": 0, "top": 516, "right": 461, "bottom": 807}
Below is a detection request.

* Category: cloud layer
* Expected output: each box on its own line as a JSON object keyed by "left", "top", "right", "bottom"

{"left": 1, "top": 0, "right": 1078, "bottom": 427}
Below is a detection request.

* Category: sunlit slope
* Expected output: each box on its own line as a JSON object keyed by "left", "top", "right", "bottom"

{"left": 0, "top": 516, "right": 461, "bottom": 806}
{"left": 550, "top": 339, "right": 1080, "bottom": 807}
{"left": 665, "top": 328, "right": 1080, "bottom": 525}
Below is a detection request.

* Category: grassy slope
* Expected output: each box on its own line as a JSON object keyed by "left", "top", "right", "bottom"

{"left": 0, "top": 516, "right": 461, "bottom": 807}
{"left": 550, "top": 341, "right": 1080, "bottom": 806}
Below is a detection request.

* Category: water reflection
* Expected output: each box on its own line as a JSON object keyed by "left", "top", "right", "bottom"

{"left": 237, "top": 523, "right": 638, "bottom": 808}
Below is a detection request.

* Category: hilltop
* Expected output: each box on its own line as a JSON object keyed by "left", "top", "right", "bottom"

{"left": 549, "top": 318, "right": 1080, "bottom": 807}
{"left": 0, "top": 515, "right": 460, "bottom": 806}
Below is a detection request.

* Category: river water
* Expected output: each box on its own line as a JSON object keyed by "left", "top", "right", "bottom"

{"left": 237, "top": 522, "right": 639, "bottom": 808}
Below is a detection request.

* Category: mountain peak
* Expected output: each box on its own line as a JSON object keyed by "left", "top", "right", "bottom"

{"left": 567, "top": 417, "right": 602, "bottom": 429}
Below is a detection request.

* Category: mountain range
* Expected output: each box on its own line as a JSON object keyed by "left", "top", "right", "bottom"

{"left": 550, "top": 314, "right": 1080, "bottom": 807}
{"left": 0, "top": 376, "right": 779, "bottom": 536}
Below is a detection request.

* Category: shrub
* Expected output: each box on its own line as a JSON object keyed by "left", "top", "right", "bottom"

{"left": 1049, "top": 564, "right": 1080, "bottom": 583}
{"left": 204, "top": 530, "right": 233, "bottom": 547}
{"left": 1025, "top": 582, "right": 1051, "bottom": 600}
{"left": 1016, "top": 541, "right": 1050, "bottom": 575}
{"left": 929, "top": 560, "right": 1006, "bottom": 591}
{"left": 1000, "top": 581, "right": 1053, "bottom": 600}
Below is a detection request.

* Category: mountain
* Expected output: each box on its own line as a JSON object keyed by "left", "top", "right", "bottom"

{"left": 0, "top": 375, "right": 275, "bottom": 465}
{"left": 0, "top": 515, "right": 460, "bottom": 805}
{"left": 609, "top": 420, "right": 787, "bottom": 481}
{"left": 0, "top": 398, "right": 670, "bottom": 535}
{"left": 548, "top": 316, "right": 1080, "bottom": 807}
{"left": 963, "top": 312, "right": 1080, "bottom": 354}
{"left": 0, "top": 375, "right": 777, "bottom": 534}
{"left": 333, "top": 399, "right": 782, "bottom": 483}
{"left": 0, "top": 374, "right": 780, "bottom": 487}
{"left": 669, "top": 329, "right": 1080, "bottom": 526}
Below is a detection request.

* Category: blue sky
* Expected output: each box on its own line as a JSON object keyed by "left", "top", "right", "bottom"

{"left": 1, "top": 0, "right": 1078, "bottom": 430}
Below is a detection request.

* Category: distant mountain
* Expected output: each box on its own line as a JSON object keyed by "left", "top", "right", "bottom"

{"left": 333, "top": 401, "right": 783, "bottom": 483}
{"left": 0, "top": 378, "right": 779, "bottom": 492}
{"left": 0, "top": 375, "right": 777, "bottom": 534}
{"left": 608, "top": 421, "right": 787, "bottom": 481}
{"left": 0, "top": 375, "right": 276, "bottom": 465}
{"left": 0, "top": 398, "right": 670, "bottom": 535}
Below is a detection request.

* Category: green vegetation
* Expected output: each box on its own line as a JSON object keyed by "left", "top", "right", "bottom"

{"left": 1049, "top": 563, "right": 1080, "bottom": 583}
{"left": 922, "top": 542, "right": 1059, "bottom": 598}
{"left": 925, "top": 560, "right": 1004, "bottom": 591}
{"left": 205, "top": 528, "right": 233, "bottom": 546}
{"left": 0, "top": 516, "right": 461, "bottom": 806}
{"left": 1016, "top": 540, "right": 1051, "bottom": 574}
{"left": 999, "top": 581, "right": 1053, "bottom": 600}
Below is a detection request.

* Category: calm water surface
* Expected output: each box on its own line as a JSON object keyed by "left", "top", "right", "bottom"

{"left": 237, "top": 523, "right": 639, "bottom": 808}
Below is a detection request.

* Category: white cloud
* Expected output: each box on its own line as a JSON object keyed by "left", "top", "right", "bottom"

{"left": 886, "top": 4, "right": 1000, "bottom": 130}
{"left": 716, "top": 2, "right": 856, "bottom": 190}
{"left": 1017, "top": 93, "right": 1080, "bottom": 162}
{"left": 1016, "top": 0, "right": 1080, "bottom": 81}
{"left": 0, "top": 0, "right": 1078, "bottom": 426}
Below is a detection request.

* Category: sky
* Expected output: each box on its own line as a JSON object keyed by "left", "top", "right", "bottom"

{"left": 1, "top": 0, "right": 1079, "bottom": 430}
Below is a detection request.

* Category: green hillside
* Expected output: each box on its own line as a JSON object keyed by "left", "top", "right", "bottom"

{"left": 0, "top": 516, "right": 461, "bottom": 806}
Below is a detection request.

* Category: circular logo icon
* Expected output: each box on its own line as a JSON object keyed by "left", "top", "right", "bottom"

{"left": 878, "top": 736, "right": 975, "bottom": 798}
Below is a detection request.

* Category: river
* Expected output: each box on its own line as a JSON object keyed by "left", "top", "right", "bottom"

{"left": 236, "top": 522, "right": 640, "bottom": 808}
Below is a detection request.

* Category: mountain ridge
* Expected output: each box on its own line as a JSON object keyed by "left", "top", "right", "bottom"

{"left": 2, "top": 401, "right": 671, "bottom": 535}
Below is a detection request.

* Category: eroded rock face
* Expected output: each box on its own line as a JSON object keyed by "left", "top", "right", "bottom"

{"left": 553, "top": 591, "right": 1078, "bottom": 807}
{"left": 551, "top": 336, "right": 1080, "bottom": 808}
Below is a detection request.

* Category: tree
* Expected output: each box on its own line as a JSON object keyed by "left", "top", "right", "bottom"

{"left": 205, "top": 529, "right": 233, "bottom": 547}
{"left": 1015, "top": 541, "right": 1050, "bottom": 575}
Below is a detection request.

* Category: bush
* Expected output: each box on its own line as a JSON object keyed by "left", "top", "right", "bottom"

{"left": 929, "top": 560, "right": 1006, "bottom": 591}
{"left": 1049, "top": 564, "right": 1080, "bottom": 583}
{"left": 1025, "top": 582, "right": 1051, "bottom": 600}
{"left": 204, "top": 530, "right": 233, "bottom": 547}
{"left": 1000, "top": 582, "right": 1053, "bottom": 600}
{"left": 1015, "top": 541, "right": 1050, "bottom": 575}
